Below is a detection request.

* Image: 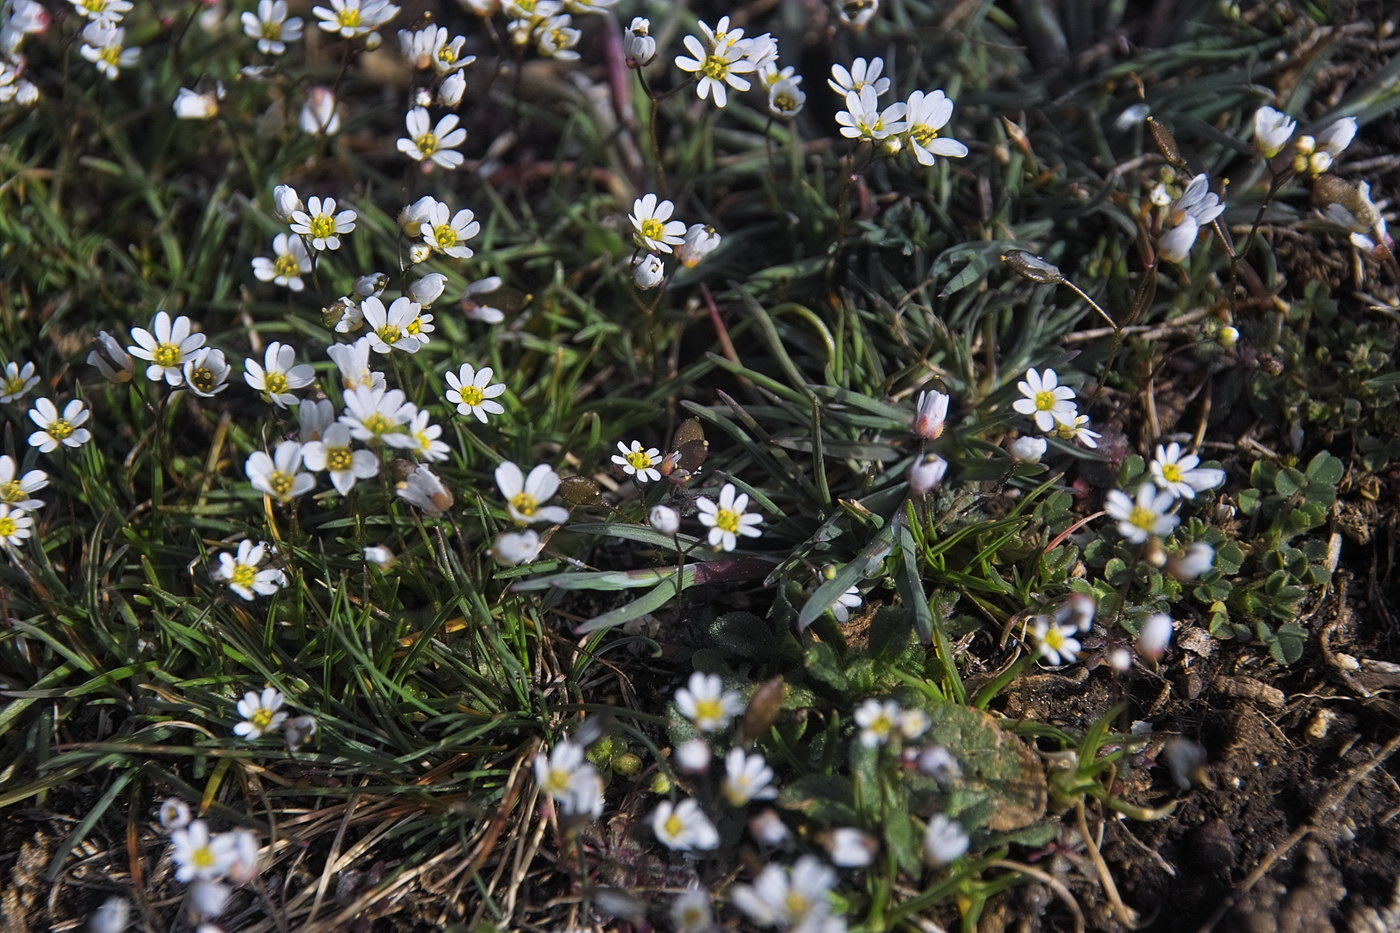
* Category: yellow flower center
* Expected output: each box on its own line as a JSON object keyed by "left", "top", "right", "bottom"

{"left": 433, "top": 223, "right": 456, "bottom": 249}
{"left": 46, "top": 419, "right": 74, "bottom": 441}
{"left": 406, "top": 317, "right": 424, "bottom": 336}
{"left": 251, "top": 708, "right": 273, "bottom": 730}
{"left": 773, "top": 91, "right": 798, "bottom": 113}
{"left": 414, "top": 430, "right": 432, "bottom": 450}
{"left": 261, "top": 22, "right": 282, "bottom": 40}
{"left": 267, "top": 471, "right": 294, "bottom": 496}
{"left": 82, "top": 0, "right": 109, "bottom": 11}
{"left": 871, "top": 713, "right": 892, "bottom": 735}
{"left": 664, "top": 812, "right": 684, "bottom": 838}
{"left": 458, "top": 386, "right": 484, "bottom": 406}
{"left": 262, "top": 372, "right": 289, "bottom": 395}
{"left": 625, "top": 449, "right": 653, "bottom": 470}
{"left": 639, "top": 218, "right": 665, "bottom": 242}
{"left": 1128, "top": 506, "right": 1157, "bottom": 532}
{"left": 714, "top": 508, "right": 741, "bottom": 534}
{"left": 100, "top": 46, "right": 121, "bottom": 66}
{"left": 693, "top": 697, "right": 722, "bottom": 724}
{"left": 336, "top": 8, "right": 362, "bottom": 28}
{"left": 1, "top": 481, "right": 24, "bottom": 503}
{"left": 376, "top": 324, "right": 402, "bottom": 345}
{"left": 273, "top": 253, "right": 301, "bottom": 279}
{"left": 415, "top": 132, "right": 440, "bottom": 158}
{"left": 1044, "top": 627, "right": 1065, "bottom": 651}
{"left": 153, "top": 343, "right": 182, "bottom": 368}
{"left": 1033, "top": 390, "right": 1057, "bottom": 412}
{"left": 326, "top": 447, "right": 352, "bottom": 471}
{"left": 545, "top": 767, "right": 570, "bottom": 795}
{"left": 192, "top": 847, "right": 216, "bottom": 869}
{"left": 784, "top": 892, "right": 810, "bottom": 916}
{"left": 3, "top": 377, "right": 25, "bottom": 396}
{"left": 1161, "top": 463, "right": 1183, "bottom": 484}
{"left": 910, "top": 122, "right": 937, "bottom": 147}
{"left": 701, "top": 55, "right": 730, "bottom": 81}
{"left": 361, "top": 413, "right": 392, "bottom": 435}
{"left": 0, "top": 516, "right": 16, "bottom": 537}
{"left": 231, "top": 563, "right": 257, "bottom": 589}
{"left": 309, "top": 214, "right": 336, "bottom": 240}
{"left": 438, "top": 45, "right": 457, "bottom": 64}
{"left": 511, "top": 492, "right": 538, "bottom": 517}
{"left": 189, "top": 367, "right": 218, "bottom": 394}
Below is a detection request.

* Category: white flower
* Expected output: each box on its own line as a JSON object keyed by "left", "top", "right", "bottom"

{"left": 0, "top": 504, "right": 33, "bottom": 547}
{"left": 536, "top": 14, "right": 580, "bottom": 60}
{"left": 397, "top": 107, "right": 467, "bottom": 169}
{"left": 730, "top": 856, "right": 838, "bottom": 929}
{"left": 189, "top": 879, "right": 231, "bottom": 919}
{"left": 340, "top": 385, "right": 415, "bottom": 444}
{"left": 87, "top": 331, "right": 133, "bottom": 383}
{"left": 678, "top": 224, "right": 722, "bottom": 267}
{"left": 128, "top": 311, "right": 207, "bottom": 385}
{"left": 462, "top": 276, "right": 507, "bottom": 323}
{"left": 234, "top": 687, "right": 288, "bottom": 739}
{"left": 632, "top": 253, "right": 665, "bottom": 289}
{"left": 1150, "top": 443, "right": 1224, "bottom": 499}
{"left": 1105, "top": 484, "right": 1179, "bottom": 543}
{"left": 251, "top": 233, "right": 311, "bottom": 292}
{"left": 835, "top": 85, "right": 907, "bottom": 142}
{"left": 438, "top": 70, "right": 466, "bottom": 107}
{"left": 723, "top": 748, "right": 779, "bottom": 806}
{"left": 830, "top": 585, "right": 861, "bottom": 623}
{"left": 397, "top": 194, "right": 436, "bottom": 237}
{"left": 629, "top": 193, "right": 686, "bottom": 254}
{"left": 362, "top": 296, "right": 425, "bottom": 354}
{"left": 396, "top": 464, "right": 453, "bottom": 515}
{"left": 612, "top": 440, "right": 661, "bottom": 483}
{"left": 290, "top": 196, "right": 356, "bottom": 251}
{"left": 1253, "top": 105, "right": 1296, "bottom": 158}
{"left": 299, "top": 86, "right": 342, "bottom": 134}
{"left": 1157, "top": 216, "right": 1200, "bottom": 264}
{"left": 837, "top": 0, "right": 879, "bottom": 29}
{"left": 854, "top": 698, "right": 901, "bottom": 747}
{"left": 173, "top": 87, "right": 219, "bottom": 120}
{"left": 0, "top": 360, "right": 38, "bottom": 402}
{"left": 79, "top": 18, "right": 138, "bottom": 80}
{"left": 28, "top": 398, "right": 92, "bottom": 452}
{"left": 327, "top": 339, "right": 385, "bottom": 392}
{"left": 560, "top": 765, "right": 604, "bottom": 818}
{"left": 312, "top": 0, "right": 399, "bottom": 38}
{"left": 224, "top": 829, "right": 261, "bottom": 885}
{"left": 674, "top": 671, "right": 743, "bottom": 733}
{"left": 242, "top": 0, "right": 302, "bottom": 54}
{"left": 913, "top": 389, "right": 950, "bottom": 440}
{"left": 923, "top": 814, "right": 969, "bottom": 865}
{"left": 363, "top": 545, "right": 395, "bottom": 568}
{"left": 302, "top": 424, "right": 378, "bottom": 495}
{"left": 748, "top": 809, "right": 791, "bottom": 848}
{"left": 828, "top": 57, "right": 889, "bottom": 97}
{"left": 69, "top": 0, "right": 132, "bottom": 21}
{"left": 402, "top": 409, "right": 449, "bottom": 462}
{"left": 0, "top": 455, "right": 47, "bottom": 512}
{"left": 183, "top": 348, "right": 232, "bottom": 398}
{"left": 492, "top": 529, "right": 542, "bottom": 565}
{"left": 1136, "top": 613, "right": 1173, "bottom": 660}
{"left": 695, "top": 482, "right": 763, "bottom": 551}
{"left": 1012, "top": 367, "right": 1077, "bottom": 432}
{"left": 1032, "top": 615, "right": 1081, "bottom": 665}
{"left": 1292, "top": 117, "right": 1357, "bottom": 175}
{"left": 916, "top": 746, "right": 962, "bottom": 781}
{"left": 297, "top": 398, "right": 336, "bottom": 442}
{"left": 767, "top": 77, "right": 806, "bottom": 119}
{"left": 903, "top": 89, "right": 968, "bottom": 165}
{"left": 535, "top": 741, "right": 593, "bottom": 802}
{"left": 674, "top": 30, "right": 755, "bottom": 108}
{"left": 649, "top": 504, "right": 680, "bottom": 535}
{"left": 496, "top": 461, "right": 569, "bottom": 525}
{"left": 171, "top": 820, "right": 236, "bottom": 882}
{"left": 350, "top": 273, "right": 385, "bottom": 298}
{"left": 675, "top": 738, "right": 711, "bottom": 773}
{"left": 1059, "top": 592, "right": 1097, "bottom": 632}
{"left": 898, "top": 708, "right": 929, "bottom": 739}
{"left": 158, "top": 798, "right": 192, "bottom": 832}
{"left": 1008, "top": 435, "right": 1047, "bottom": 462}
{"left": 444, "top": 363, "right": 506, "bottom": 423}
{"left": 1160, "top": 174, "right": 1225, "bottom": 263}
{"left": 1169, "top": 542, "right": 1215, "bottom": 580}
{"left": 1044, "top": 413, "right": 1098, "bottom": 450}
{"left": 87, "top": 897, "right": 129, "bottom": 933}
{"left": 421, "top": 200, "right": 479, "bottom": 258}
{"left": 246, "top": 440, "right": 316, "bottom": 502}
{"left": 826, "top": 827, "right": 877, "bottom": 867}
{"left": 212, "top": 540, "right": 286, "bottom": 600}
{"left": 243, "top": 341, "right": 314, "bottom": 408}
{"left": 652, "top": 798, "right": 719, "bottom": 850}
{"left": 671, "top": 886, "right": 714, "bottom": 933}
{"left": 408, "top": 272, "right": 448, "bottom": 307}
{"left": 623, "top": 16, "right": 654, "bottom": 67}
{"left": 272, "top": 184, "right": 303, "bottom": 223}
{"left": 908, "top": 454, "right": 948, "bottom": 494}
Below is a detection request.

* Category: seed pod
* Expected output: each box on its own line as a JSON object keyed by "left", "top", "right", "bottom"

{"left": 1002, "top": 250, "right": 1064, "bottom": 285}
{"left": 1148, "top": 118, "right": 1186, "bottom": 169}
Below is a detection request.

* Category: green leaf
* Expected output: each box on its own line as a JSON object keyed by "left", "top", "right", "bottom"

{"left": 1304, "top": 451, "right": 1344, "bottom": 485}
{"left": 868, "top": 608, "right": 914, "bottom": 662}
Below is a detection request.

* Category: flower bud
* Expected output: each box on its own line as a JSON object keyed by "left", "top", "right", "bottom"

{"left": 408, "top": 272, "right": 448, "bottom": 307}
{"left": 88, "top": 329, "right": 134, "bottom": 382}
{"left": 353, "top": 272, "right": 388, "bottom": 298}
{"left": 298, "top": 86, "right": 341, "bottom": 135}
{"left": 623, "top": 17, "right": 655, "bottom": 67}
{"left": 363, "top": 545, "right": 396, "bottom": 569}
{"left": 678, "top": 224, "right": 721, "bottom": 268}
{"left": 632, "top": 253, "right": 665, "bottom": 289}
{"left": 439, "top": 70, "right": 466, "bottom": 108}
{"left": 1136, "top": 613, "right": 1173, "bottom": 660}
{"left": 493, "top": 529, "right": 542, "bottom": 565}
{"left": 408, "top": 243, "right": 432, "bottom": 265}
{"left": 174, "top": 87, "right": 220, "bottom": 120}
{"left": 675, "top": 738, "right": 711, "bottom": 773}
{"left": 908, "top": 454, "right": 948, "bottom": 494}
{"left": 649, "top": 504, "right": 680, "bottom": 535}
{"left": 1217, "top": 324, "right": 1239, "bottom": 349}
{"left": 1167, "top": 541, "right": 1214, "bottom": 580}
{"left": 1008, "top": 435, "right": 1047, "bottom": 462}
{"left": 284, "top": 714, "right": 318, "bottom": 751}
{"left": 272, "top": 184, "right": 303, "bottom": 223}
